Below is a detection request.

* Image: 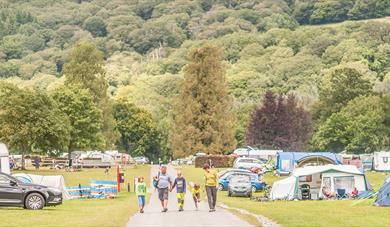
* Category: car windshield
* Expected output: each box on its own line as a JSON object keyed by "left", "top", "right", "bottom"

{"left": 0, "top": 174, "right": 21, "bottom": 184}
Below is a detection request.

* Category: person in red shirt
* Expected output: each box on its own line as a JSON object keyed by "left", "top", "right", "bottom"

{"left": 351, "top": 187, "right": 359, "bottom": 198}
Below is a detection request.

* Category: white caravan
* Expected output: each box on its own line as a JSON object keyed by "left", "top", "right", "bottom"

{"left": 0, "top": 143, "right": 10, "bottom": 174}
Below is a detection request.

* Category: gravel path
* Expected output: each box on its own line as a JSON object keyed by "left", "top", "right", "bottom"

{"left": 126, "top": 165, "right": 252, "bottom": 227}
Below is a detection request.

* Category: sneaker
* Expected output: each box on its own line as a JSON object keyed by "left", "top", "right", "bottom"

{"left": 212, "top": 209, "right": 216, "bottom": 212}
{"left": 209, "top": 209, "right": 213, "bottom": 212}
{"left": 140, "top": 210, "right": 144, "bottom": 213}
{"left": 179, "top": 208, "right": 184, "bottom": 212}
{"left": 163, "top": 208, "right": 168, "bottom": 212}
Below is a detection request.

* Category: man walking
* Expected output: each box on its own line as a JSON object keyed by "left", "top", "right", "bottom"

{"left": 154, "top": 165, "right": 172, "bottom": 212}
{"left": 203, "top": 163, "right": 218, "bottom": 212}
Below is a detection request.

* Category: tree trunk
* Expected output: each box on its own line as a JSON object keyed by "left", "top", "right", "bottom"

{"left": 21, "top": 154, "right": 26, "bottom": 170}
{"left": 68, "top": 142, "right": 73, "bottom": 167}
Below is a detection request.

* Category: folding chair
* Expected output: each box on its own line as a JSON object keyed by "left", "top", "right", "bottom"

{"left": 336, "top": 189, "right": 348, "bottom": 199}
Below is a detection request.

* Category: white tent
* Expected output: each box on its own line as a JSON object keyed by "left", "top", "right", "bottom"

{"left": 13, "top": 173, "right": 71, "bottom": 200}
{"left": 0, "top": 143, "right": 10, "bottom": 174}
{"left": 270, "top": 165, "right": 370, "bottom": 200}
{"left": 373, "top": 152, "right": 390, "bottom": 172}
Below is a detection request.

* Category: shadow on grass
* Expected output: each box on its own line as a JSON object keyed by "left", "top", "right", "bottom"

{"left": 0, "top": 207, "right": 59, "bottom": 211}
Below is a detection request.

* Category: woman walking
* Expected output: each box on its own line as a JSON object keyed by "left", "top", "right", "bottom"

{"left": 203, "top": 164, "right": 218, "bottom": 212}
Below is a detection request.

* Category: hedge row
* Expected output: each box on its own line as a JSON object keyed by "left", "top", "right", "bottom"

{"left": 194, "top": 155, "right": 236, "bottom": 168}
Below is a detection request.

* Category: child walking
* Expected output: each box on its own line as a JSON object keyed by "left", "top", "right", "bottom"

{"left": 191, "top": 183, "right": 201, "bottom": 210}
{"left": 136, "top": 176, "right": 147, "bottom": 213}
{"left": 171, "top": 171, "right": 186, "bottom": 211}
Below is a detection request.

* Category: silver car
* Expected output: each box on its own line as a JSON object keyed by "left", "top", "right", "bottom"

{"left": 228, "top": 175, "right": 252, "bottom": 197}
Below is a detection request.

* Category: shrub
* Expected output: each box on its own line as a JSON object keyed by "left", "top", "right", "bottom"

{"left": 194, "top": 155, "right": 236, "bottom": 168}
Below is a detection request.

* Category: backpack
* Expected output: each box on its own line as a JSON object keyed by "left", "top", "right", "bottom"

{"left": 153, "top": 171, "right": 160, "bottom": 189}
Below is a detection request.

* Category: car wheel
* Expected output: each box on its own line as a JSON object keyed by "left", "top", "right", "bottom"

{"left": 25, "top": 193, "right": 45, "bottom": 210}
{"left": 251, "top": 186, "right": 257, "bottom": 193}
{"left": 218, "top": 184, "right": 224, "bottom": 191}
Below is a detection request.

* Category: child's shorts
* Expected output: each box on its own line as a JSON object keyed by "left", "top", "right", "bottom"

{"left": 192, "top": 192, "right": 200, "bottom": 202}
{"left": 138, "top": 195, "right": 145, "bottom": 206}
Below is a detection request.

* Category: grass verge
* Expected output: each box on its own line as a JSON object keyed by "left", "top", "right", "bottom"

{"left": 179, "top": 166, "right": 390, "bottom": 227}
{"left": 0, "top": 165, "right": 150, "bottom": 227}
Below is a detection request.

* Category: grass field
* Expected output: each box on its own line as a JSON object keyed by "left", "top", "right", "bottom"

{"left": 0, "top": 165, "right": 150, "bottom": 227}
{"left": 179, "top": 166, "right": 390, "bottom": 227}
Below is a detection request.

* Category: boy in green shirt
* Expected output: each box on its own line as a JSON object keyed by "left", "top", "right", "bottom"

{"left": 136, "top": 176, "right": 147, "bottom": 213}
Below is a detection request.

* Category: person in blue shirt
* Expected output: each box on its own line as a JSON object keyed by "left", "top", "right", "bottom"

{"left": 171, "top": 171, "right": 186, "bottom": 211}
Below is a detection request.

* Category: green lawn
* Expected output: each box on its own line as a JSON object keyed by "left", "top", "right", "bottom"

{"left": 0, "top": 165, "right": 150, "bottom": 227}
{"left": 179, "top": 166, "right": 390, "bottom": 227}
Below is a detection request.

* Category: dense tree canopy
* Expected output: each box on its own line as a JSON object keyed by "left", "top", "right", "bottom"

{"left": 313, "top": 67, "right": 374, "bottom": 122}
{"left": 0, "top": 0, "right": 389, "bottom": 156}
{"left": 313, "top": 95, "right": 389, "bottom": 153}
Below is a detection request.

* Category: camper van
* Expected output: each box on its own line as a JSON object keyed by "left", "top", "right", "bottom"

{"left": 0, "top": 143, "right": 10, "bottom": 174}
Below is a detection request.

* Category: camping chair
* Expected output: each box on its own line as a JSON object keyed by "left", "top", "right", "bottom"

{"left": 301, "top": 184, "right": 311, "bottom": 200}
{"left": 336, "top": 189, "right": 348, "bottom": 199}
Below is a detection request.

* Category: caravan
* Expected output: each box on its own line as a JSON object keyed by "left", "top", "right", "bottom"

{"left": 270, "top": 165, "right": 371, "bottom": 200}
{"left": 0, "top": 143, "right": 10, "bottom": 174}
{"left": 373, "top": 152, "right": 390, "bottom": 172}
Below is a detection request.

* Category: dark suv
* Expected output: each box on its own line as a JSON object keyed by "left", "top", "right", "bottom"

{"left": 0, "top": 172, "right": 62, "bottom": 209}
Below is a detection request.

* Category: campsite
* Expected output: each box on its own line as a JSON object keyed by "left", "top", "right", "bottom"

{"left": 0, "top": 0, "right": 389, "bottom": 226}
{"left": 1, "top": 141, "right": 390, "bottom": 226}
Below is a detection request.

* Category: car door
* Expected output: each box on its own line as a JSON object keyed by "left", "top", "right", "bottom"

{"left": 0, "top": 174, "right": 23, "bottom": 205}
{"left": 221, "top": 173, "right": 233, "bottom": 189}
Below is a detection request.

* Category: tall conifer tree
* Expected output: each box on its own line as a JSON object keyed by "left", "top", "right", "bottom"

{"left": 171, "top": 45, "right": 236, "bottom": 157}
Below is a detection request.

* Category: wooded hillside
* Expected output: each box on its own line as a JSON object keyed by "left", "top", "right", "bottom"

{"left": 0, "top": 0, "right": 389, "bottom": 157}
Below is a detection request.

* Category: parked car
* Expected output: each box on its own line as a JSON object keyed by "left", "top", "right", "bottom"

{"left": 233, "top": 157, "right": 267, "bottom": 170}
{"left": 218, "top": 168, "right": 251, "bottom": 178}
{"left": 0, "top": 172, "right": 62, "bottom": 210}
{"left": 133, "top": 156, "right": 149, "bottom": 164}
{"left": 218, "top": 172, "right": 266, "bottom": 192}
{"left": 228, "top": 175, "right": 252, "bottom": 197}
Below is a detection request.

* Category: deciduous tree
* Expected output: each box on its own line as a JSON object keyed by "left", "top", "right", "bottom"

{"left": 313, "top": 67, "right": 373, "bottom": 122}
{"left": 0, "top": 82, "right": 70, "bottom": 169}
{"left": 246, "top": 91, "right": 312, "bottom": 150}
{"left": 51, "top": 86, "right": 103, "bottom": 160}
{"left": 113, "top": 100, "right": 164, "bottom": 162}
{"left": 312, "top": 95, "right": 388, "bottom": 153}
{"left": 63, "top": 42, "right": 117, "bottom": 148}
